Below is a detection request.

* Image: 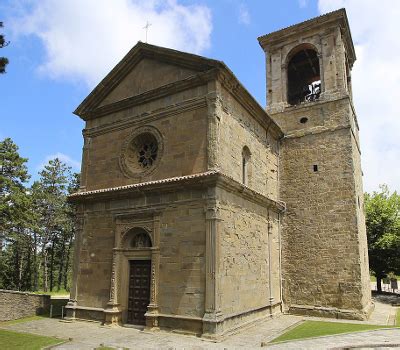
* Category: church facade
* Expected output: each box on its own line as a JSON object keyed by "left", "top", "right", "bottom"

{"left": 66, "top": 9, "right": 373, "bottom": 338}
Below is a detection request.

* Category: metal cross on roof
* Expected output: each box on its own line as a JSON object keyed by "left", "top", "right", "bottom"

{"left": 143, "top": 21, "right": 152, "bottom": 43}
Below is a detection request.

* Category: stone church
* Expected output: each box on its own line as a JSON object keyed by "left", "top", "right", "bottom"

{"left": 66, "top": 9, "right": 373, "bottom": 337}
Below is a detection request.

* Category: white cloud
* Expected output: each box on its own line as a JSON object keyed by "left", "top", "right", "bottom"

{"left": 238, "top": 3, "right": 251, "bottom": 25}
{"left": 8, "top": 0, "right": 212, "bottom": 88}
{"left": 298, "top": 0, "right": 309, "bottom": 8}
{"left": 318, "top": 0, "right": 400, "bottom": 193}
{"left": 38, "top": 152, "right": 81, "bottom": 171}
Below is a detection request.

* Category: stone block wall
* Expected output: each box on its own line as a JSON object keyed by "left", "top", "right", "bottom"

{"left": 0, "top": 290, "right": 50, "bottom": 321}
{"left": 279, "top": 125, "right": 370, "bottom": 318}
{"left": 270, "top": 98, "right": 352, "bottom": 136}
{"left": 158, "top": 203, "right": 206, "bottom": 319}
{"left": 217, "top": 188, "right": 282, "bottom": 327}
{"left": 83, "top": 104, "right": 208, "bottom": 191}
{"left": 216, "top": 86, "right": 280, "bottom": 200}
{"left": 75, "top": 211, "right": 114, "bottom": 309}
{"left": 350, "top": 115, "right": 371, "bottom": 309}
{"left": 73, "top": 186, "right": 207, "bottom": 331}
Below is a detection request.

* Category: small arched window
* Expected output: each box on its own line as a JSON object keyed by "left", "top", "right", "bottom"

{"left": 287, "top": 46, "right": 321, "bottom": 105}
{"left": 242, "top": 146, "right": 251, "bottom": 186}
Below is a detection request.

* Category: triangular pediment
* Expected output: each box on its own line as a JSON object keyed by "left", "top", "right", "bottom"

{"left": 98, "top": 57, "right": 198, "bottom": 108}
{"left": 75, "top": 42, "right": 221, "bottom": 119}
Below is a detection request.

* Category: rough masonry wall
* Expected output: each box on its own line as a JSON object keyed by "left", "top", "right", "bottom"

{"left": 270, "top": 97, "right": 351, "bottom": 136}
{"left": 280, "top": 126, "right": 368, "bottom": 315}
{"left": 75, "top": 187, "right": 206, "bottom": 326}
{"left": 217, "top": 188, "right": 281, "bottom": 318}
{"left": 0, "top": 290, "right": 51, "bottom": 321}
{"left": 351, "top": 122, "right": 371, "bottom": 309}
{"left": 216, "top": 86, "right": 279, "bottom": 200}
{"left": 83, "top": 100, "right": 208, "bottom": 191}
{"left": 158, "top": 200, "right": 206, "bottom": 319}
{"left": 76, "top": 210, "right": 114, "bottom": 309}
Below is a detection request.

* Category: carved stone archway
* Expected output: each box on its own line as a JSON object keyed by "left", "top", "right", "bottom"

{"left": 104, "top": 212, "right": 160, "bottom": 328}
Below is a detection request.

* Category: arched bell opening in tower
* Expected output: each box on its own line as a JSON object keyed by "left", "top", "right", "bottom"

{"left": 287, "top": 47, "right": 321, "bottom": 105}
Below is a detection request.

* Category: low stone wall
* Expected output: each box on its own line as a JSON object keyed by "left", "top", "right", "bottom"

{"left": 0, "top": 289, "right": 51, "bottom": 321}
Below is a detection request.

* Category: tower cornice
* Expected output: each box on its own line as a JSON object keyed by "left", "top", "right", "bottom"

{"left": 258, "top": 8, "right": 356, "bottom": 67}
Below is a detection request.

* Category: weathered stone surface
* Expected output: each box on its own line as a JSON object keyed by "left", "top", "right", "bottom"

{"left": 67, "top": 8, "right": 371, "bottom": 338}
{"left": 259, "top": 8, "right": 372, "bottom": 319}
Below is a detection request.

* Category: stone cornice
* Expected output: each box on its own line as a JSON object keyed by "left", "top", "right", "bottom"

{"left": 216, "top": 173, "right": 286, "bottom": 212}
{"left": 72, "top": 42, "right": 283, "bottom": 138}
{"left": 83, "top": 97, "right": 207, "bottom": 137}
{"left": 68, "top": 171, "right": 285, "bottom": 213}
{"left": 284, "top": 124, "right": 350, "bottom": 139}
{"left": 81, "top": 69, "right": 218, "bottom": 121}
{"left": 258, "top": 8, "right": 356, "bottom": 67}
{"left": 74, "top": 42, "right": 222, "bottom": 118}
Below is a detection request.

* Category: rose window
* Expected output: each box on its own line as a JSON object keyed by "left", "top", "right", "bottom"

{"left": 137, "top": 140, "right": 158, "bottom": 168}
{"left": 120, "top": 128, "right": 163, "bottom": 178}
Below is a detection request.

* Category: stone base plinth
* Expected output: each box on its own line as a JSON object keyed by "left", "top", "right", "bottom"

{"left": 288, "top": 302, "right": 375, "bottom": 321}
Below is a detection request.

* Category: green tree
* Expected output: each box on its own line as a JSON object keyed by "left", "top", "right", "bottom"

{"left": 32, "top": 158, "right": 72, "bottom": 292}
{"left": 365, "top": 185, "right": 400, "bottom": 292}
{"left": 0, "top": 138, "right": 30, "bottom": 229}
{"left": 0, "top": 138, "right": 32, "bottom": 290}
{"left": 0, "top": 22, "right": 9, "bottom": 74}
{"left": 0, "top": 139, "right": 79, "bottom": 292}
{"left": 57, "top": 172, "right": 80, "bottom": 291}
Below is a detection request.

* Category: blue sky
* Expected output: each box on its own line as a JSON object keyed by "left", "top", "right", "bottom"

{"left": 1, "top": 0, "right": 399, "bottom": 192}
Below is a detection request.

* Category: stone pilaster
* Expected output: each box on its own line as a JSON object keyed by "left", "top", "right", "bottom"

{"left": 79, "top": 133, "right": 91, "bottom": 191}
{"left": 65, "top": 213, "right": 84, "bottom": 320}
{"left": 206, "top": 91, "right": 221, "bottom": 170}
{"left": 145, "top": 214, "right": 161, "bottom": 329}
{"left": 267, "top": 210, "right": 274, "bottom": 306}
{"left": 202, "top": 199, "right": 223, "bottom": 338}
{"left": 104, "top": 249, "right": 122, "bottom": 325}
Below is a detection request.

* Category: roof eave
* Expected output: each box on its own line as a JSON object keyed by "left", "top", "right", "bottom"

{"left": 73, "top": 42, "right": 224, "bottom": 119}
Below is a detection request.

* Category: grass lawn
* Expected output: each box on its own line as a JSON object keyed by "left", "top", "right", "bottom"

{"left": 32, "top": 289, "right": 70, "bottom": 297}
{"left": 370, "top": 275, "right": 400, "bottom": 282}
{"left": 270, "top": 320, "right": 395, "bottom": 343}
{"left": 397, "top": 309, "right": 400, "bottom": 326}
{"left": 0, "top": 329, "right": 62, "bottom": 350}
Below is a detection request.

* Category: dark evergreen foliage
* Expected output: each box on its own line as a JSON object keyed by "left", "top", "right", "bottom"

{"left": 0, "top": 137, "right": 79, "bottom": 292}
{"left": 0, "top": 22, "right": 9, "bottom": 74}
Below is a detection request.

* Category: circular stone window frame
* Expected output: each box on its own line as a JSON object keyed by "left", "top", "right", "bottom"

{"left": 119, "top": 125, "right": 164, "bottom": 179}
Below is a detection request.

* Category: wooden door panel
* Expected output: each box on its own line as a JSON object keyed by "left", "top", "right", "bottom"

{"left": 127, "top": 260, "right": 151, "bottom": 325}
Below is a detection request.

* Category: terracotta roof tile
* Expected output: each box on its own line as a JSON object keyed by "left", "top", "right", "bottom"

{"left": 69, "top": 171, "right": 219, "bottom": 198}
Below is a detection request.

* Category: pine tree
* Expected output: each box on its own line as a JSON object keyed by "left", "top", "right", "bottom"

{"left": 32, "top": 158, "right": 72, "bottom": 291}
{"left": 0, "top": 138, "right": 32, "bottom": 289}
{"left": 0, "top": 22, "right": 9, "bottom": 74}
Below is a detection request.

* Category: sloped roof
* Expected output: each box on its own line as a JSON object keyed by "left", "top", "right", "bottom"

{"left": 73, "top": 42, "right": 283, "bottom": 137}
{"left": 74, "top": 42, "right": 223, "bottom": 117}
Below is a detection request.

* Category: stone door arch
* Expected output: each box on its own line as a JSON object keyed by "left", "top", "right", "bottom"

{"left": 104, "top": 213, "right": 160, "bottom": 328}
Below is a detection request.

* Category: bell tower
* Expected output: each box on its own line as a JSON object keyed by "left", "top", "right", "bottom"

{"left": 258, "top": 9, "right": 373, "bottom": 319}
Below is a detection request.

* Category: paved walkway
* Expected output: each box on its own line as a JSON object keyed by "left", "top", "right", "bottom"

{"left": 1, "top": 315, "right": 302, "bottom": 349}
{"left": 1, "top": 295, "right": 399, "bottom": 349}
{"left": 267, "top": 329, "right": 400, "bottom": 349}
